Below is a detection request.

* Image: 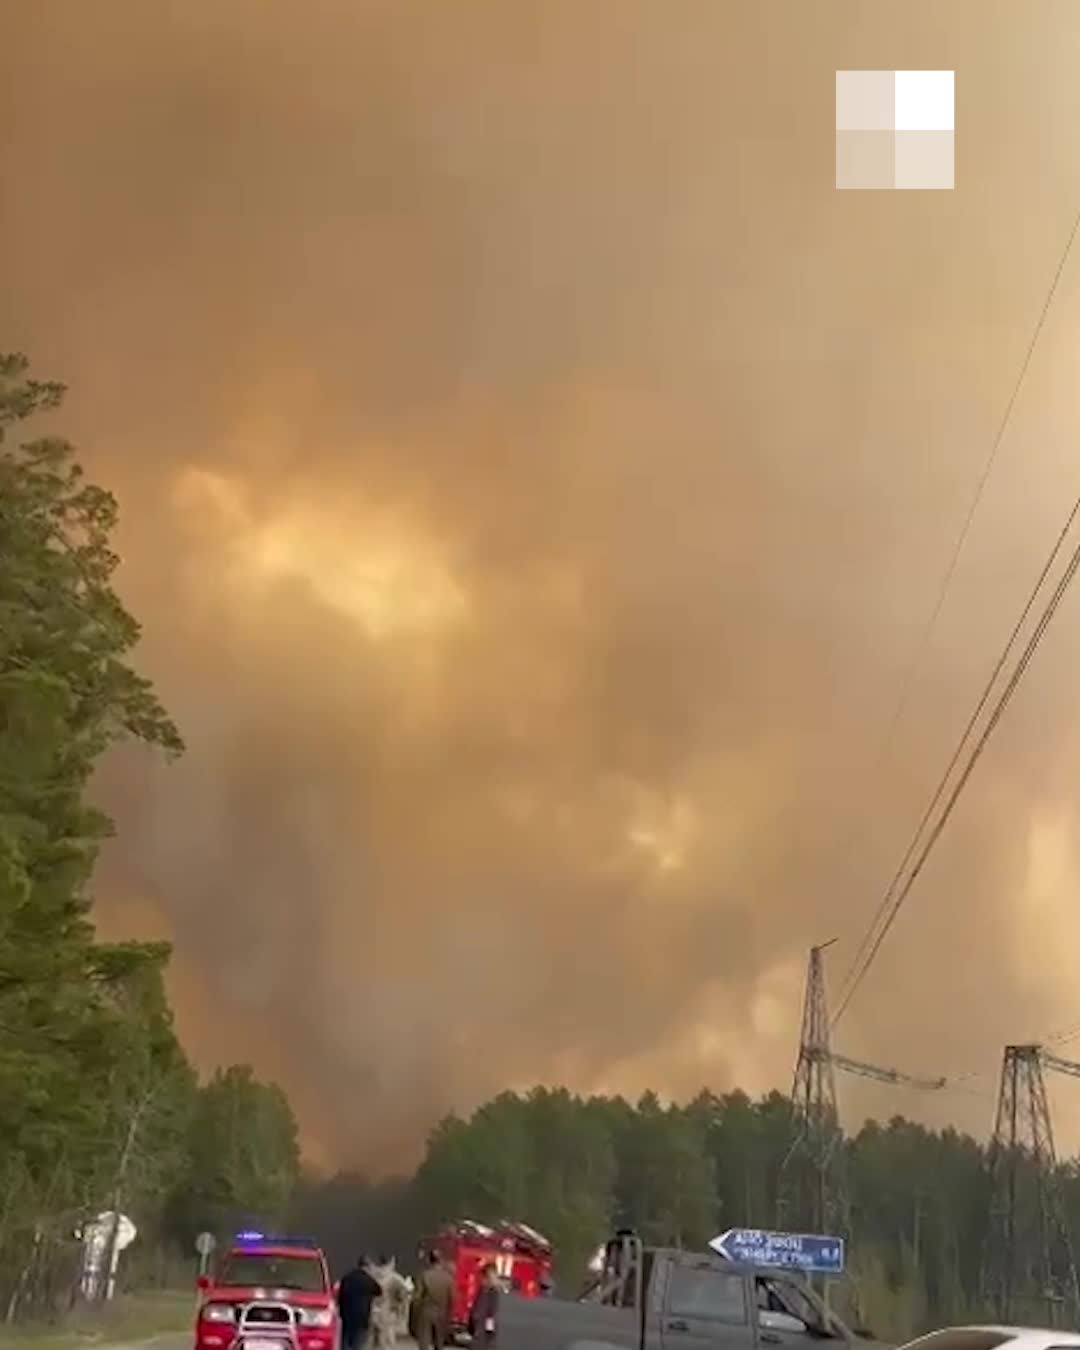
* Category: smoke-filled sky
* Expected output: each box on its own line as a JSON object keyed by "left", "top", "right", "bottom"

{"left": 6, "top": 0, "right": 1080, "bottom": 1171}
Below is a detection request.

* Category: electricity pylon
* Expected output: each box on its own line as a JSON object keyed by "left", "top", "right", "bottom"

{"left": 982, "top": 1045, "right": 1080, "bottom": 1329}
{"left": 777, "top": 942, "right": 849, "bottom": 1238}
{"left": 777, "top": 943, "right": 948, "bottom": 1236}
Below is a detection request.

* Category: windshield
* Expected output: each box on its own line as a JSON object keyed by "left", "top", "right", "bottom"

{"left": 666, "top": 1267, "right": 748, "bottom": 1324}
{"left": 219, "top": 1253, "right": 326, "bottom": 1293}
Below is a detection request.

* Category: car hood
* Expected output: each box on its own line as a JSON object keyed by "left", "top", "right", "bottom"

{"left": 201, "top": 1286, "right": 332, "bottom": 1306}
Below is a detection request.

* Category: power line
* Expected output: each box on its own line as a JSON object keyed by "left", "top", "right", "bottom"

{"left": 835, "top": 530, "right": 1080, "bottom": 1021}
{"left": 833, "top": 495, "right": 1080, "bottom": 1021}
{"left": 1046, "top": 1018, "right": 1080, "bottom": 1048}
{"left": 833, "top": 504, "right": 1080, "bottom": 1025}
{"left": 847, "top": 192, "right": 1080, "bottom": 849}
{"left": 935, "top": 1022, "right": 1080, "bottom": 1089}
{"left": 833, "top": 198, "right": 1080, "bottom": 1019}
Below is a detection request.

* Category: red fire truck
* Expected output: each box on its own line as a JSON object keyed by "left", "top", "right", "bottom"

{"left": 418, "top": 1218, "right": 553, "bottom": 1341}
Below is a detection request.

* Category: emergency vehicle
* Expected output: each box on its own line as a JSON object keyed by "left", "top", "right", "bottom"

{"left": 418, "top": 1218, "right": 553, "bottom": 1341}
{"left": 194, "top": 1234, "right": 337, "bottom": 1350}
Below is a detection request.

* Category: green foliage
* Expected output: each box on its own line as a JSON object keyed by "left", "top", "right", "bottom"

{"left": 609, "top": 1092, "right": 715, "bottom": 1249}
{"left": 0, "top": 354, "right": 301, "bottom": 1320}
{"left": 413, "top": 1089, "right": 618, "bottom": 1280}
{"left": 172, "top": 1066, "right": 301, "bottom": 1242}
{"left": 398, "top": 1082, "right": 1080, "bottom": 1339}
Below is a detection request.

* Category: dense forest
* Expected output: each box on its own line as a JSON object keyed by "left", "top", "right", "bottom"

{"left": 4, "top": 352, "right": 1077, "bottom": 1344}
{"left": 0, "top": 355, "right": 301, "bottom": 1320}
{"left": 299, "top": 1084, "right": 1080, "bottom": 1344}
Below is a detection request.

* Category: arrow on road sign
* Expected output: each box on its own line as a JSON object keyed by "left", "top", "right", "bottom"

{"left": 709, "top": 1227, "right": 845, "bottom": 1275}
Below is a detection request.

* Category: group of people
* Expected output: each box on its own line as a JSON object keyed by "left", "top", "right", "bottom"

{"left": 335, "top": 1254, "right": 410, "bottom": 1350}
{"left": 335, "top": 1250, "right": 501, "bottom": 1350}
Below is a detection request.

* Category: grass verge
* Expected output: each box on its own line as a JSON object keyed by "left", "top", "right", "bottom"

{"left": 0, "top": 1290, "right": 194, "bottom": 1350}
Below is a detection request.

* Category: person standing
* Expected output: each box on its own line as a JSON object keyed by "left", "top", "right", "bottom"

{"left": 369, "top": 1255, "right": 408, "bottom": 1349}
{"left": 336, "top": 1255, "right": 382, "bottom": 1350}
{"left": 467, "top": 1263, "right": 501, "bottom": 1347}
{"left": 413, "top": 1251, "right": 453, "bottom": 1350}
{"left": 397, "top": 1275, "right": 414, "bottom": 1340}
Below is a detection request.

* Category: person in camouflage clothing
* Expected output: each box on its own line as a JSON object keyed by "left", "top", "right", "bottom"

{"left": 368, "top": 1255, "right": 409, "bottom": 1349}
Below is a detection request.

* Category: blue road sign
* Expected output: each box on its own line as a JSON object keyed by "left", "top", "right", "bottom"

{"left": 709, "top": 1228, "right": 845, "bottom": 1275}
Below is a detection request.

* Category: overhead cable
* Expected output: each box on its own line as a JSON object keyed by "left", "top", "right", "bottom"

{"left": 833, "top": 504, "right": 1080, "bottom": 1025}
{"left": 833, "top": 196, "right": 1080, "bottom": 1021}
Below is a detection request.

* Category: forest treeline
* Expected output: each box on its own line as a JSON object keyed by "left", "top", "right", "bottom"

{"left": 0, "top": 354, "right": 302, "bottom": 1320}
{"left": 300, "top": 1083, "right": 1080, "bottom": 1345}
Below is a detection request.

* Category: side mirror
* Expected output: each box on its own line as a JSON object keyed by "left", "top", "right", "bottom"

{"left": 760, "top": 1311, "right": 810, "bottom": 1335}
{"left": 197, "top": 1276, "right": 211, "bottom": 1292}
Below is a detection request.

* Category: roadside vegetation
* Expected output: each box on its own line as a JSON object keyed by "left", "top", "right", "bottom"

{"left": 0, "top": 355, "right": 300, "bottom": 1324}
{"left": 0, "top": 1290, "right": 195, "bottom": 1350}
{"left": 313, "top": 1084, "right": 1080, "bottom": 1344}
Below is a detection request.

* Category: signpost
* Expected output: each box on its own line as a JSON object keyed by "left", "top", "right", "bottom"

{"left": 195, "top": 1231, "right": 217, "bottom": 1277}
{"left": 79, "top": 1212, "right": 137, "bottom": 1302}
{"left": 709, "top": 1228, "right": 845, "bottom": 1276}
{"left": 105, "top": 1213, "right": 137, "bottom": 1301}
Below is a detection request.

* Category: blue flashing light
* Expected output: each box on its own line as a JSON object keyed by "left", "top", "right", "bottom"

{"left": 232, "top": 1233, "right": 320, "bottom": 1249}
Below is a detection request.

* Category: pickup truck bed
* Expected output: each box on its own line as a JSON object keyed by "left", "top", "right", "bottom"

{"left": 498, "top": 1292, "right": 643, "bottom": 1349}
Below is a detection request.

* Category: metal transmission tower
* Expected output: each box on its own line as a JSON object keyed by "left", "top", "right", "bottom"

{"left": 778, "top": 943, "right": 948, "bottom": 1236}
{"left": 983, "top": 1045, "right": 1080, "bottom": 1329}
{"left": 778, "top": 942, "right": 847, "bottom": 1236}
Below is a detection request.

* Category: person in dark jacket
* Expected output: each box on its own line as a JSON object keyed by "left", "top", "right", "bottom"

{"left": 467, "top": 1263, "right": 501, "bottom": 1347}
{"left": 336, "top": 1255, "right": 382, "bottom": 1350}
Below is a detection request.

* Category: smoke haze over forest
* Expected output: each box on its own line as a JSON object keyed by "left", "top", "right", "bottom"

{"left": 6, "top": 1, "right": 1080, "bottom": 1170}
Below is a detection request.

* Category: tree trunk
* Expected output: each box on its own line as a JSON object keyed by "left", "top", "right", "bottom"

{"left": 98, "top": 1087, "right": 153, "bottom": 1302}
{"left": 6, "top": 1225, "right": 43, "bottom": 1325}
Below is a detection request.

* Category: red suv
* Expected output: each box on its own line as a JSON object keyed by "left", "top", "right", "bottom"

{"left": 195, "top": 1235, "right": 338, "bottom": 1350}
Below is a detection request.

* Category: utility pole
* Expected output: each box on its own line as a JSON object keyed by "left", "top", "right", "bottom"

{"left": 982, "top": 1045, "right": 1080, "bottom": 1329}
{"left": 777, "top": 943, "right": 948, "bottom": 1323}
{"left": 777, "top": 942, "right": 849, "bottom": 1241}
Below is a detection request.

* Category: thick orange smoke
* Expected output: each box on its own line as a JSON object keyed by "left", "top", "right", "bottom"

{"left": 5, "top": 0, "right": 1080, "bottom": 1168}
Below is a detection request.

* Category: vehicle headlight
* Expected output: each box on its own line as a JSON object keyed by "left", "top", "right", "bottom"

{"left": 297, "top": 1309, "right": 334, "bottom": 1328}
{"left": 202, "top": 1304, "right": 236, "bottom": 1324}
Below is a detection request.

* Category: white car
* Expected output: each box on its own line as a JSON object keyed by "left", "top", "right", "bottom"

{"left": 899, "top": 1328, "right": 1080, "bottom": 1350}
